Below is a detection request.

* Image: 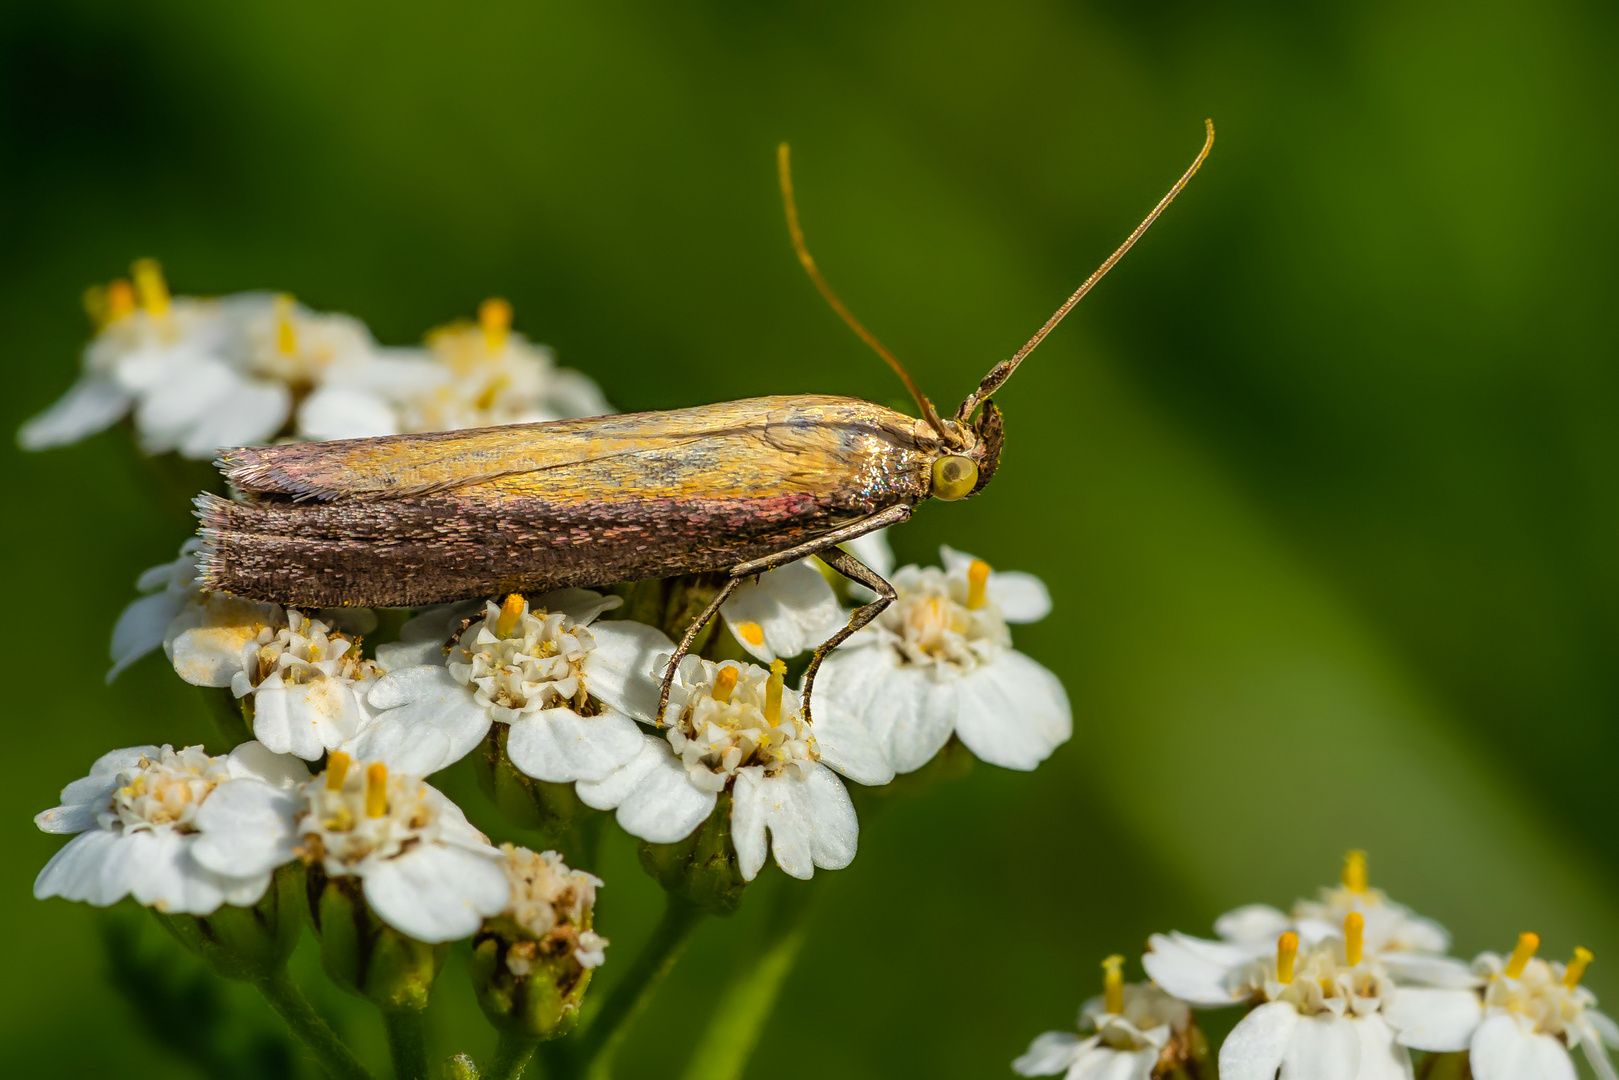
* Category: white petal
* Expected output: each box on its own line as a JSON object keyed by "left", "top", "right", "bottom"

{"left": 1214, "top": 904, "right": 1292, "bottom": 945}
{"left": 108, "top": 591, "right": 183, "bottom": 683}
{"left": 168, "top": 608, "right": 271, "bottom": 688}
{"left": 816, "top": 646, "right": 955, "bottom": 774}
{"left": 1353, "top": 1014, "right": 1414, "bottom": 1080}
{"left": 124, "top": 830, "right": 237, "bottom": 915}
{"left": 128, "top": 357, "right": 240, "bottom": 452}
{"left": 534, "top": 589, "right": 621, "bottom": 626}
{"left": 251, "top": 677, "right": 369, "bottom": 759}
{"left": 225, "top": 741, "right": 313, "bottom": 789}
{"left": 575, "top": 733, "right": 715, "bottom": 844}
{"left": 810, "top": 702, "right": 896, "bottom": 786}
{"left": 358, "top": 666, "right": 491, "bottom": 774}
{"left": 362, "top": 844, "right": 509, "bottom": 943}
{"left": 1142, "top": 932, "right": 1252, "bottom": 1007}
{"left": 1589, "top": 1011, "right": 1619, "bottom": 1050}
{"left": 989, "top": 570, "right": 1052, "bottom": 624}
{"left": 42, "top": 746, "right": 160, "bottom": 830}
{"left": 720, "top": 560, "right": 842, "bottom": 663}
{"left": 1221, "top": 1002, "right": 1301, "bottom": 1080}
{"left": 1012, "top": 1031, "right": 1083, "bottom": 1076}
{"left": 580, "top": 621, "right": 675, "bottom": 723}
{"left": 952, "top": 651, "right": 1071, "bottom": 771}
{"left": 296, "top": 385, "right": 400, "bottom": 441}
{"left": 505, "top": 707, "right": 646, "bottom": 784}
{"left": 1385, "top": 988, "right": 1483, "bottom": 1052}
{"left": 1380, "top": 952, "right": 1482, "bottom": 989}
{"left": 17, "top": 377, "right": 132, "bottom": 449}
{"left": 729, "top": 769, "right": 770, "bottom": 882}
{"left": 1279, "top": 1013, "right": 1360, "bottom": 1080}
{"left": 1579, "top": 1026, "right": 1619, "bottom": 1080}
{"left": 376, "top": 638, "right": 448, "bottom": 670}
{"left": 191, "top": 781, "right": 300, "bottom": 877}
{"left": 731, "top": 765, "right": 858, "bottom": 881}
{"left": 1472, "top": 1013, "right": 1576, "bottom": 1080}
{"left": 35, "top": 830, "right": 128, "bottom": 904}
{"left": 176, "top": 378, "right": 291, "bottom": 459}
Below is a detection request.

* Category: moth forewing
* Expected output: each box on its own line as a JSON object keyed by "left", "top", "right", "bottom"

{"left": 199, "top": 395, "right": 949, "bottom": 609}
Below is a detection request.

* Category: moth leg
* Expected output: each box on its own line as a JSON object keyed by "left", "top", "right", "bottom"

{"left": 729, "top": 502, "right": 913, "bottom": 577}
{"left": 798, "top": 546, "right": 897, "bottom": 729}
{"left": 656, "top": 576, "right": 747, "bottom": 727}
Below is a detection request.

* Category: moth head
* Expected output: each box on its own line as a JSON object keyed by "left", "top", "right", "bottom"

{"left": 928, "top": 400, "right": 1002, "bottom": 502}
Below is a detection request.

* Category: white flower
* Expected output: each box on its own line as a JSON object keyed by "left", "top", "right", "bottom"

{"left": 1213, "top": 925, "right": 1415, "bottom": 1080}
{"left": 109, "top": 538, "right": 208, "bottom": 682}
{"left": 1384, "top": 934, "right": 1619, "bottom": 1080}
{"left": 720, "top": 559, "right": 844, "bottom": 664}
{"left": 1015, "top": 967, "right": 1191, "bottom": 1080}
{"left": 298, "top": 754, "right": 507, "bottom": 943}
{"left": 576, "top": 655, "right": 892, "bottom": 880}
{"left": 18, "top": 263, "right": 385, "bottom": 457}
{"left": 34, "top": 742, "right": 309, "bottom": 915}
{"left": 496, "top": 845, "right": 608, "bottom": 974}
{"left": 813, "top": 545, "right": 1067, "bottom": 773}
{"left": 228, "top": 609, "right": 384, "bottom": 760}
{"left": 352, "top": 590, "right": 664, "bottom": 779}
{"left": 394, "top": 299, "right": 610, "bottom": 434}
{"left": 294, "top": 347, "right": 445, "bottom": 441}
{"left": 1143, "top": 854, "right": 1472, "bottom": 1007}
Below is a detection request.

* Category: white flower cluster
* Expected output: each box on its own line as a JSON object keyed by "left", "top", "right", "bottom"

{"left": 96, "top": 530, "right": 1071, "bottom": 887}
{"left": 18, "top": 261, "right": 609, "bottom": 459}
{"left": 496, "top": 845, "right": 608, "bottom": 974}
{"left": 1017, "top": 853, "right": 1619, "bottom": 1080}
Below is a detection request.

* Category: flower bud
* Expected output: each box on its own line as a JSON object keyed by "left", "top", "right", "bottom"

{"left": 638, "top": 792, "right": 747, "bottom": 915}
{"left": 154, "top": 862, "right": 305, "bottom": 982}
{"left": 471, "top": 846, "right": 607, "bottom": 1040}
{"left": 309, "top": 871, "right": 444, "bottom": 1010}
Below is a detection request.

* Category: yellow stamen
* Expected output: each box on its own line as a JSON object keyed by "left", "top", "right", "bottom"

{"left": 1504, "top": 932, "right": 1540, "bottom": 979}
{"left": 1344, "top": 911, "right": 1365, "bottom": 966}
{"left": 1277, "top": 932, "right": 1299, "bottom": 984}
{"left": 365, "top": 763, "right": 388, "bottom": 818}
{"left": 479, "top": 297, "right": 512, "bottom": 350}
{"left": 711, "top": 666, "right": 738, "bottom": 704}
{"left": 106, "top": 279, "right": 138, "bottom": 321}
{"left": 1565, "top": 947, "right": 1594, "bottom": 989}
{"left": 1343, "top": 849, "right": 1368, "bottom": 894}
{"left": 1102, "top": 954, "right": 1124, "bottom": 1015}
{"left": 966, "top": 559, "right": 991, "bottom": 610}
{"left": 325, "top": 752, "right": 351, "bottom": 791}
{"left": 737, "top": 621, "right": 765, "bottom": 647}
{"left": 131, "top": 258, "right": 170, "bottom": 316}
{"left": 764, "top": 659, "right": 786, "bottom": 727}
{"left": 496, "top": 594, "right": 525, "bottom": 638}
{"left": 275, "top": 294, "right": 298, "bottom": 354}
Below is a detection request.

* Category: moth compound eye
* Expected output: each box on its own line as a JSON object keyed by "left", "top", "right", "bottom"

{"left": 930, "top": 455, "right": 978, "bottom": 501}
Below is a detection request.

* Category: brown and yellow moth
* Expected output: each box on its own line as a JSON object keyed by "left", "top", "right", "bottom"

{"left": 198, "top": 122, "right": 1214, "bottom": 720}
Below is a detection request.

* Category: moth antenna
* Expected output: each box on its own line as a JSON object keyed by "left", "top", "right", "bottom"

{"left": 956, "top": 119, "right": 1215, "bottom": 422}
{"left": 777, "top": 142, "right": 955, "bottom": 443}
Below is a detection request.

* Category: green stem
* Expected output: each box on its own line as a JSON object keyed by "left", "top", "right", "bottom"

{"left": 382, "top": 1005, "right": 430, "bottom": 1080}
{"left": 572, "top": 895, "right": 705, "bottom": 1077}
{"left": 201, "top": 685, "right": 252, "bottom": 751}
{"left": 485, "top": 1032, "right": 539, "bottom": 1080}
{"left": 676, "top": 881, "right": 818, "bottom": 1080}
{"left": 254, "top": 969, "right": 373, "bottom": 1080}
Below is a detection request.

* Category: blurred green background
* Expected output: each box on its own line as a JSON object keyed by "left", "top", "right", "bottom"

{"left": 6, "top": 0, "right": 1618, "bottom": 1076}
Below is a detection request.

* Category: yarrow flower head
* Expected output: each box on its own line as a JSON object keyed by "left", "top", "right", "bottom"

{"left": 1014, "top": 955, "right": 1199, "bottom": 1080}
{"left": 815, "top": 545, "right": 1069, "bottom": 773}
{"left": 353, "top": 590, "right": 667, "bottom": 779}
{"left": 719, "top": 559, "right": 845, "bottom": 665}
{"left": 1385, "top": 931, "right": 1619, "bottom": 1080}
{"left": 34, "top": 742, "right": 309, "bottom": 915}
{"left": 18, "top": 262, "right": 379, "bottom": 458}
{"left": 577, "top": 654, "right": 892, "bottom": 880}
{"left": 494, "top": 845, "right": 607, "bottom": 976}
{"left": 230, "top": 609, "right": 384, "bottom": 760}
{"left": 298, "top": 754, "right": 507, "bottom": 943}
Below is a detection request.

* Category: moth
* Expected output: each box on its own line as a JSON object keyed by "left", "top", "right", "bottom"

{"left": 198, "top": 122, "right": 1214, "bottom": 720}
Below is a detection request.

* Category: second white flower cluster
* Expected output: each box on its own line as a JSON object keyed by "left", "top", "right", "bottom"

{"left": 1016, "top": 852, "right": 1617, "bottom": 1080}
{"left": 18, "top": 259, "right": 609, "bottom": 459}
